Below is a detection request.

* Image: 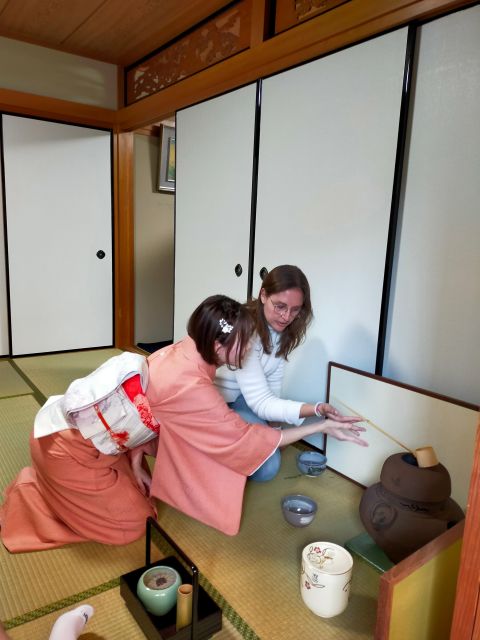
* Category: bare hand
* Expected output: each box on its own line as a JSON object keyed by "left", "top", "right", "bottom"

{"left": 318, "top": 402, "right": 360, "bottom": 422}
{"left": 130, "top": 443, "right": 156, "bottom": 495}
{"left": 321, "top": 417, "right": 368, "bottom": 447}
{"left": 133, "top": 465, "right": 152, "bottom": 495}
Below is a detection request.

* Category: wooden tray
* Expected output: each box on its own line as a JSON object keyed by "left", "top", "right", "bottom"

{"left": 120, "top": 517, "right": 222, "bottom": 640}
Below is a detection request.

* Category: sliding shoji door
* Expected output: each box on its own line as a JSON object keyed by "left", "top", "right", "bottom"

{"left": 254, "top": 28, "right": 409, "bottom": 441}
{"left": 3, "top": 115, "right": 113, "bottom": 355}
{"left": 0, "top": 149, "right": 8, "bottom": 356}
{"left": 174, "top": 84, "right": 257, "bottom": 340}
{"left": 383, "top": 6, "right": 480, "bottom": 405}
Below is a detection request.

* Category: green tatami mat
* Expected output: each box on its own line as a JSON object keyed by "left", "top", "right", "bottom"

{"left": 13, "top": 348, "right": 123, "bottom": 399}
{"left": 0, "top": 395, "right": 41, "bottom": 493}
{"left": 6, "top": 587, "right": 245, "bottom": 640}
{"left": 0, "top": 361, "right": 32, "bottom": 399}
{"left": 156, "top": 446, "right": 380, "bottom": 640}
{"left": 0, "top": 537, "right": 162, "bottom": 622}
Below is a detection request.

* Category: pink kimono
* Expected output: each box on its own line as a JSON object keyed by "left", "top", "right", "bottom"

{"left": 147, "top": 337, "right": 281, "bottom": 535}
{"left": 0, "top": 430, "right": 156, "bottom": 552}
{"left": 0, "top": 370, "right": 157, "bottom": 553}
{"left": 0, "top": 338, "right": 280, "bottom": 552}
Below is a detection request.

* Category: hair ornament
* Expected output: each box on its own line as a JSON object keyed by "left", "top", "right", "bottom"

{"left": 219, "top": 318, "right": 233, "bottom": 334}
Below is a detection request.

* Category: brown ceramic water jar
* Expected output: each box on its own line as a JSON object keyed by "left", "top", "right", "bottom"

{"left": 359, "top": 453, "right": 464, "bottom": 563}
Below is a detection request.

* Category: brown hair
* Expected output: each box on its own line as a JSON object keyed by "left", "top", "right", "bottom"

{"left": 187, "top": 295, "right": 254, "bottom": 368}
{"left": 248, "top": 265, "right": 313, "bottom": 359}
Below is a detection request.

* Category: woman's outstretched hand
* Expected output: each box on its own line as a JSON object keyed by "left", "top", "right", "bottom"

{"left": 279, "top": 415, "right": 368, "bottom": 448}
{"left": 316, "top": 402, "right": 351, "bottom": 420}
{"left": 321, "top": 417, "right": 368, "bottom": 447}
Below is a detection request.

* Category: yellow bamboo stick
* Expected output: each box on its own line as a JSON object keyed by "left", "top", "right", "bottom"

{"left": 330, "top": 395, "right": 414, "bottom": 455}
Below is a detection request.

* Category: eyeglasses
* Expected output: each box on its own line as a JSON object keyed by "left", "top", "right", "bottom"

{"left": 269, "top": 298, "right": 302, "bottom": 319}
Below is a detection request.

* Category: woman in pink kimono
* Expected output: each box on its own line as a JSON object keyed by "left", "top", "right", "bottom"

{"left": 0, "top": 295, "right": 366, "bottom": 552}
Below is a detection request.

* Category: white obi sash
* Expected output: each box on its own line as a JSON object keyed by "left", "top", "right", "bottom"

{"left": 34, "top": 352, "right": 158, "bottom": 455}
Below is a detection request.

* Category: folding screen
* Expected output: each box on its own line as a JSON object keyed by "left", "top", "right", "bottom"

{"left": 253, "top": 28, "right": 409, "bottom": 450}
{"left": 376, "top": 521, "right": 464, "bottom": 639}
{"left": 326, "top": 363, "right": 478, "bottom": 507}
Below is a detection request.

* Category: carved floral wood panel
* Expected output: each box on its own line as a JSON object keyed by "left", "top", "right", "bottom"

{"left": 125, "top": 0, "right": 250, "bottom": 104}
{"left": 275, "top": 0, "right": 351, "bottom": 34}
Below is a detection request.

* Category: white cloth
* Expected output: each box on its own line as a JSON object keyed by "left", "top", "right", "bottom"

{"left": 214, "top": 330, "right": 304, "bottom": 425}
{"left": 34, "top": 352, "right": 157, "bottom": 455}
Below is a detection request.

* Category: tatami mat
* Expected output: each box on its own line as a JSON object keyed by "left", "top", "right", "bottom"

{"left": 13, "top": 348, "right": 123, "bottom": 399}
{"left": 156, "top": 446, "right": 380, "bottom": 640}
{"left": 6, "top": 587, "right": 245, "bottom": 640}
{"left": 0, "top": 361, "right": 32, "bottom": 399}
{"left": 0, "top": 537, "right": 162, "bottom": 622}
{"left": 1, "top": 351, "right": 380, "bottom": 639}
{"left": 0, "top": 395, "right": 41, "bottom": 493}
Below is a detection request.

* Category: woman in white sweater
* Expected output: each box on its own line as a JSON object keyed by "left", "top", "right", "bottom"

{"left": 214, "top": 264, "right": 351, "bottom": 481}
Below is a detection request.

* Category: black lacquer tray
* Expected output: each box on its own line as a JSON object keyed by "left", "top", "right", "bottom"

{"left": 120, "top": 517, "right": 222, "bottom": 640}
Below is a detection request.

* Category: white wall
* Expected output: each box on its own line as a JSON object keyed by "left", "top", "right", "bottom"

{"left": 134, "top": 133, "right": 174, "bottom": 344}
{"left": 383, "top": 6, "right": 480, "bottom": 405}
{"left": 0, "top": 36, "right": 117, "bottom": 109}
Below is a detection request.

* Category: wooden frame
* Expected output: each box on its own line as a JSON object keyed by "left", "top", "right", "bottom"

{"left": 376, "top": 520, "right": 465, "bottom": 638}
{"left": 115, "top": 0, "right": 476, "bottom": 131}
{"left": 325, "top": 362, "right": 479, "bottom": 508}
{"left": 114, "top": 131, "right": 135, "bottom": 349}
{"left": 450, "top": 420, "right": 480, "bottom": 639}
{"left": 158, "top": 125, "right": 175, "bottom": 192}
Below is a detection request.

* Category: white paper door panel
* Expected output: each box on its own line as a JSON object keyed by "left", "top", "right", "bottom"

{"left": 254, "top": 28, "right": 408, "bottom": 444}
{"left": 326, "top": 364, "right": 478, "bottom": 508}
{"left": 174, "top": 84, "right": 256, "bottom": 340}
{"left": 0, "top": 149, "right": 8, "bottom": 356}
{"left": 3, "top": 116, "right": 112, "bottom": 355}
{"left": 383, "top": 6, "right": 480, "bottom": 406}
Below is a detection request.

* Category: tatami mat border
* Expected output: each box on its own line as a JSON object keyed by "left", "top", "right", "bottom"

{"left": 7, "top": 359, "right": 50, "bottom": 405}
{"left": 4, "top": 568, "right": 259, "bottom": 639}
{"left": 4, "top": 578, "right": 120, "bottom": 630}
{"left": 200, "top": 576, "right": 260, "bottom": 640}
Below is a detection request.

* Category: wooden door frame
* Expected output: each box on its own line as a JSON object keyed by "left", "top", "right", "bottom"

{"left": 450, "top": 421, "right": 480, "bottom": 639}
{"left": 113, "top": 130, "right": 135, "bottom": 349}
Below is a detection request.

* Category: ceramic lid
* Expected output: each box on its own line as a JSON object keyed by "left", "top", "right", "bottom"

{"left": 302, "top": 542, "right": 353, "bottom": 574}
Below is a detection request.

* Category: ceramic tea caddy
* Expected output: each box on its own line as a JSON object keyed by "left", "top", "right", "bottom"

{"left": 137, "top": 565, "right": 182, "bottom": 616}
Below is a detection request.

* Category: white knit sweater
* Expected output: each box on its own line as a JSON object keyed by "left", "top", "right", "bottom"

{"left": 214, "top": 330, "right": 304, "bottom": 426}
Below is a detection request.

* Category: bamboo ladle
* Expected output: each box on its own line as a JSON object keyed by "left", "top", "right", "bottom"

{"left": 330, "top": 395, "right": 439, "bottom": 468}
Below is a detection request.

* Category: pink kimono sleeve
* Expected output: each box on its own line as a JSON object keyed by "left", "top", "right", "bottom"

{"left": 149, "top": 375, "right": 281, "bottom": 535}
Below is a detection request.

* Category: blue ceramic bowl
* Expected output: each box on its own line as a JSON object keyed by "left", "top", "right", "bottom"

{"left": 296, "top": 451, "right": 327, "bottom": 477}
{"left": 281, "top": 494, "right": 317, "bottom": 527}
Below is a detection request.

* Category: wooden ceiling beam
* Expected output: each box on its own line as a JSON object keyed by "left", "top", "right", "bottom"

{"left": 0, "top": 87, "right": 116, "bottom": 128}
{"left": 115, "top": 0, "right": 476, "bottom": 131}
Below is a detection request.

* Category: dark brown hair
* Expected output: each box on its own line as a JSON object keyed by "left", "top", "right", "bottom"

{"left": 187, "top": 295, "right": 254, "bottom": 368}
{"left": 248, "top": 265, "right": 313, "bottom": 359}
